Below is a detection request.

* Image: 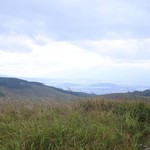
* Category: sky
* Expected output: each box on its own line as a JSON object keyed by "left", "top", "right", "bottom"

{"left": 0, "top": 0, "right": 150, "bottom": 84}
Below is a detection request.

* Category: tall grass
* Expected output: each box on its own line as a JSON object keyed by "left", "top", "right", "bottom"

{"left": 0, "top": 97, "right": 150, "bottom": 150}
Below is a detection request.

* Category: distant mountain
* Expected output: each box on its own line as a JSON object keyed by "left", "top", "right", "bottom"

{"left": 0, "top": 77, "right": 93, "bottom": 99}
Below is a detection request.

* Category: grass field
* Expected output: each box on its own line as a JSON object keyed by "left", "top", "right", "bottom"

{"left": 0, "top": 97, "right": 150, "bottom": 150}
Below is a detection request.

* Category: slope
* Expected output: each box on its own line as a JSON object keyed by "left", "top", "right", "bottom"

{"left": 0, "top": 77, "right": 91, "bottom": 99}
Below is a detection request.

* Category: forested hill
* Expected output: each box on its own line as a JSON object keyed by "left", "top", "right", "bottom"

{"left": 0, "top": 77, "right": 92, "bottom": 99}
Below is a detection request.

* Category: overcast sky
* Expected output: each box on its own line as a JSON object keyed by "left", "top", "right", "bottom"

{"left": 0, "top": 0, "right": 150, "bottom": 84}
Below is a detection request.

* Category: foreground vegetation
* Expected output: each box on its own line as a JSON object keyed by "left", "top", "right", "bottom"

{"left": 0, "top": 97, "right": 150, "bottom": 150}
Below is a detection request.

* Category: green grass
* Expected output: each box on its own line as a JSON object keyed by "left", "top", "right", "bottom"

{"left": 0, "top": 98, "right": 150, "bottom": 150}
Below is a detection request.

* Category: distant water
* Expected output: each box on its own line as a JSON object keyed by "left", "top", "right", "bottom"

{"left": 22, "top": 78, "right": 150, "bottom": 95}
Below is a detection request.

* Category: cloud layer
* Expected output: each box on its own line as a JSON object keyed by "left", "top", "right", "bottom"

{"left": 80, "top": 39, "right": 150, "bottom": 60}
{"left": 1, "top": 0, "right": 150, "bottom": 40}
{"left": 0, "top": 0, "right": 150, "bottom": 84}
{"left": 1, "top": 35, "right": 150, "bottom": 84}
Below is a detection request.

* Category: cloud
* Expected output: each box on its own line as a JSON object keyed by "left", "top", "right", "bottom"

{"left": 0, "top": 35, "right": 32, "bottom": 53}
{"left": 0, "top": 35, "right": 107, "bottom": 78}
{"left": 78, "top": 38, "right": 150, "bottom": 60}
{"left": 0, "top": 0, "right": 150, "bottom": 40}
{"left": 64, "top": 58, "right": 150, "bottom": 84}
{"left": 0, "top": 34, "right": 150, "bottom": 85}
{"left": 0, "top": 0, "right": 150, "bottom": 84}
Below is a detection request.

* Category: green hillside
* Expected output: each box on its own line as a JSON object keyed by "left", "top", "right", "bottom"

{"left": 0, "top": 77, "right": 91, "bottom": 99}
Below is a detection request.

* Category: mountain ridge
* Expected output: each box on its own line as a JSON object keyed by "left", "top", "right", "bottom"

{"left": 0, "top": 77, "right": 93, "bottom": 99}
